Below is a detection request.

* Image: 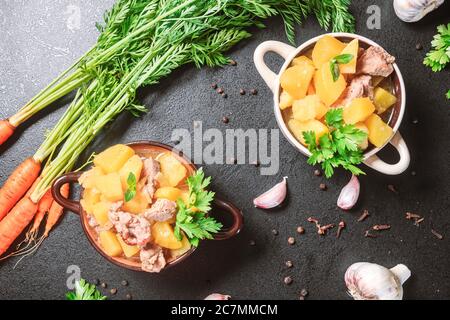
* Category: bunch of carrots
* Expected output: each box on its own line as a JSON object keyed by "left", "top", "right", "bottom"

{"left": 0, "top": 0, "right": 354, "bottom": 260}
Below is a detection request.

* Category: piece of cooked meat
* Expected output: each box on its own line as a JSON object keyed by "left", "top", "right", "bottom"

{"left": 108, "top": 203, "right": 151, "bottom": 246}
{"left": 342, "top": 75, "right": 374, "bottom": 105}
{"left": 144, "top": 198, "right": 177, "bottom": 222}
{"left": 357, "top": 46, "right": 395, "bottom": 77}
{"left": 140, "top": 244, "right": 166, "bottom": 273}
{"left": 142, "top": 158, "right": 160, "bottom": 200}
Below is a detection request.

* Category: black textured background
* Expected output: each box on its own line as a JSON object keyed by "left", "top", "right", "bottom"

{"left": 0, "top": 1, "right": 449, "bottom": 300}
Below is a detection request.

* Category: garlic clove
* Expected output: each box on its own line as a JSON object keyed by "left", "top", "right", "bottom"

{"left": 345, "top": 262, "right": 411, "bottom": 300}
{"left": 394, "top": 0, "right": 444, "bottom": 23}
{"left": 337, "top": 175, "right": 360, "bottom": 210}
{"left": 204, "top": 293, "right": 231, "bottom": 300}
{"left": 253, "top": 177, "right": 287, "bottom": 209}
{"left": 390, "top": 264, "right": 411, "bottom": 285}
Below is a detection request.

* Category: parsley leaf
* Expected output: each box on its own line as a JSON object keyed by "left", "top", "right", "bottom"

{"left": 175, "top": 168, "right": 222, "bottom": 247}
{"left": 330, "top": 53, "right": 354, "bottom": 81}
{"left": 124, "top": 172, "right": 136, "bottom": 202}
{"left": 66, "top": 279, "right": 106, "bottom": 300}
{"left": 303, "top": 108, "right": 367, "bottom": 178}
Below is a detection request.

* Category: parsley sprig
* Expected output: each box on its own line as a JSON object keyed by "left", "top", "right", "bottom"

{"left": 66, "top": 279, "right": 106, "bottom": 300}
{"left": 424, "top": 23, "right": 450, "bottom": 99}
{"left": 174, "top": 168, "right": 222, "bottom": 247}
{"left": 303, "top": 109, "right": 367, "bottom": 178}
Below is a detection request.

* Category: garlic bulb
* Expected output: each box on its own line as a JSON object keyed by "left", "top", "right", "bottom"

{"left": 204, "top": 293, "right": 231, "bottom": 300}
{"left": 345, "top": 262, "right": 411, "bottom": 300}
{"left": 393, "top": 0, "right": 444, "bottom": 22}
{"left": 253, "top": 177, "right": 287, "bottom": 209}
{"left": 337, "top": 175, "right": 360, "bottom": 210}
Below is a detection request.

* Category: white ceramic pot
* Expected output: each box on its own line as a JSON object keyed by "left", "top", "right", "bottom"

{"left": 254, "top": 33, "right": 410, "bottom": 175}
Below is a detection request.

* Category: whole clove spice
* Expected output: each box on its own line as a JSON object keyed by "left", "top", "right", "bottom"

{"left": 216, "top": 88, "right": 224, "bottom": 94}
{"left": 222, "top": 116, "right": 229, "bottom": 124}
{"left": 271, "top": 229, "right": 278, "bottom": 236}
{"left": 313, "top": 169, "right": 322, "bottom": 177}
{"left": 288, "top": 237, "right": 296, "bottom": 245}
{"left": 319, "top": 183, "right": 327, "bottom": 191}
{"left": 318, "top": 224, "right": 334, "bottom": 235}
{"left": 307, "top": 217, "right": 319, "bottom": 225}
{"left": 211, "top": 83, "right": 218, "bottom": 89}
{"left": 336, "top": 221, "right": 345, "bottom": 238}
{"left": 285, "top": 260, "right": 293, "bottom": 268}
{"left": 239, "top": 88, "right": 246, "bottom": 95}
{"left": 357, "top": 210, "right": 370, "bottom": 222}
{"left": 110, "top": 288, "right": 117, "bottom": 295}
{"left": 372, "top": 224, "right": 391, "bottom": 231}
{"left": 406, "top": 212, "right": 421, "bottom": 220}
{"left": 300, "top": 289, "right": 308, "bottom": 297}
{"left": 296, "top": 226, "right": 305, "bottom": 234}
{"left": 431, "top": 229, "right": 443, "bottom": 240}
{"left": 250, "top": 89, "right": 258, "bottom": 95}
{"left": 221, "top": 93, "right": 228, "bottom": 99}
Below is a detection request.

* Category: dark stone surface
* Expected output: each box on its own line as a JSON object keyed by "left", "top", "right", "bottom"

{"left": 0, "top": 1, "right": 449, "bottom": 300}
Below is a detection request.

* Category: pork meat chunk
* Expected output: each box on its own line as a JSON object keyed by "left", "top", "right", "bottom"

{"left": 342, "top": 75, "right": 374, "bottom": 105}
{"left": 142, "top": 158, "right": 160, "bottom": 200}
{"left": 144, "top": 198, "right": 177, "bottom": 222}
{"left": 140, "top": 244, "right": 166, "bottom": 273}
{"left": 108, "top": 203, "right": 151, "bottom": 246}
{"left": 357, "top": 46, "right": 395, "bottom": 77}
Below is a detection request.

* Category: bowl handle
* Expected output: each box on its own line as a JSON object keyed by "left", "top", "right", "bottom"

{"left": 364, "top": 132, "right": 410, "bottom": 175}
{"left": 253, "top": 41, "right": 296, "bottom": 93}
{"left": 211, "top": 197, "right": 243, "bottom": 240}
{"left": 51, "top": 172, "right": 82, "bottom": 214}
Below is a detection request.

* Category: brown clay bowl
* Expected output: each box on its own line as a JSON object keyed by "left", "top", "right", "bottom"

{"left": 51, "top": 141, "right": 243, "bottom": 272}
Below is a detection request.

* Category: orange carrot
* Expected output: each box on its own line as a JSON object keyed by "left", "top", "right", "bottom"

{"left": 30, "top": 189, "right": 53, "bottom": 235}
{"left": 44, "top": 183, "right": 69, "bottom": 237}
{"left": 0, "top": 157, "right": 41, "bottom": 221}
{"left": 0, "top": 119, "right": 15, "bottom": 146}
{"left": 0, "top": 178, "right": 41, "bottom": 256}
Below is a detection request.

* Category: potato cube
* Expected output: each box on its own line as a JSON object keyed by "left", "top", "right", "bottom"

{"left": 293, "top": 95, "right": 328, "bottom": 122}
{"left": 158, "top": 153, "right": 187, "bottom": 187}
{"left": 95, "top": 173, "right": 123, "bottom": 202}
{"left": 78, "top": 167, "right": 104, "bottom": 190}
{"left": 373, "top": 87, "right": 397, "bottom": 115}
{"left": 343, "top": 98, "right": 375, "bottom": 124}
{"left": 116, "top": 234, "right": 140, "bottom": 258}
{"left": 279, "top": 90, "right": 294, "bottom": 110}
{"left": 365, "top": 114, "right": 393, "bottom": 148}
{"left": 291, "top": 55, "right": 314, "bottom": 67}
{"left": 122, "top": 192, "right": 149, "bottom": 214}
{"left": 170, "top": 233, "right": 192, "bottom": 258}
{"left": 80, "top": 188, "right": 101, "bottom": 215}
{"left": 314, "top": 62, "right": 347, "bottom": 107}
{"left": 155, "top": 187, "right": 183, "bottom": 202}
{"left": 93, "top": 144, "right": 135, "bottom": 174}
{"left": 280, "top": 64, "right": 315, "bottom": 100}
{"left": 312, "top": 35, "right": 346, "bottom": 68}
{"left": 354, "top": 122, "right": 369, "bottom": 150}
{"left": 119, "top": 155, "right": 143, "bottom": 190}
{"left": 99, "top": 230, "right": 123, "bottom": 257}
{"left": 152, "top": 222, "right": 183, "bottom": 250}
{"left": 92, "top": 201, "right": 112, "bottom": 226}
{"left": 339, "top": 39, "right": 359, "bottom": 74}
{"left": 288, "top": 119, "right": 329, "bottom": 146}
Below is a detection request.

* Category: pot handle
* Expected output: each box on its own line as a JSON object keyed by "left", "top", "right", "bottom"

{"left": 253, "top": 40, "right": 296, "bottom": 93}
{"left": 363, "top": 132, "right": 410, "bottom": 175}
{"left": 51, "top": 172, "right": 82, "bottom": 214}
{"left": 211, "top": 197, "right": 244, "bottom": 240}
